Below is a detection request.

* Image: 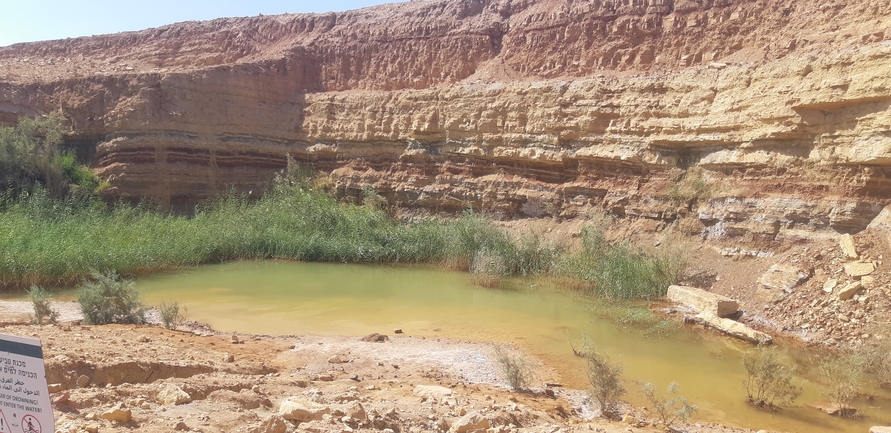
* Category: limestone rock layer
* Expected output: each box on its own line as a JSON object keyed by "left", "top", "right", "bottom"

{"left": 2, "top": 0, "right": 891, "bottom": 240}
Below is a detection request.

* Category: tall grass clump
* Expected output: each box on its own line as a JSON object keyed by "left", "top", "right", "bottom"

{"left": 558, "top": 220, "right": 687, "bottom": 299}
{"left": 77, "top": 271, "right": 147, "bottom": 325}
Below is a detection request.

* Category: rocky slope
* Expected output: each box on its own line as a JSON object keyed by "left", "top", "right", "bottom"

{"left": 2, "top": 0, "right": 891, "bottom": 239}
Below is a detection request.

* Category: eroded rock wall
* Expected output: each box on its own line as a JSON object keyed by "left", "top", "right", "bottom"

{"left": 2, "top": 0, "right": 891, "bottom": 240}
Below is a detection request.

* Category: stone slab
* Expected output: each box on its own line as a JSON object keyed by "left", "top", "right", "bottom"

{"left": 413, "top": 385, "right": 453, "bottom": 401}
{"left": 695, "top": 312, "right": 773, "bottom": 345}
{"left": 667, "top": 285, "right": 739, "bottom": 317}
{"left": 837, "top": 281, "right": 862, "bottom": 300}
{"left": 807, "top": 401, "right": 857, "bottom": 417}
{"left": 279, "top": 397, "right": 330, "bottom": 422}
{"left": 758, "top": 264, "right": 811, "bottom": 292}
{"left": 839, "top": 234, "right": 858, "bottom": 259}
{"left": 449, "top": 411, "right": 489, "bottom": 433}
{"left": 844, "top": 262, "right": 875, "bottom": 278}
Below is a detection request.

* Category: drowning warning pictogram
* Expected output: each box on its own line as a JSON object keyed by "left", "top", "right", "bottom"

{"left": 20, "top": 414, "right": 40, "bottom": 433}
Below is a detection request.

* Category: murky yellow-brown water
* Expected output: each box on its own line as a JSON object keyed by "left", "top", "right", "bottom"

{"left": 134, "top": 261, "right": 890, "bottom": 433}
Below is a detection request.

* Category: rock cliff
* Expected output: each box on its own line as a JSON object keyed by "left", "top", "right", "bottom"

{"left": 2, "top": 0, "right": 891, "bottom": 242}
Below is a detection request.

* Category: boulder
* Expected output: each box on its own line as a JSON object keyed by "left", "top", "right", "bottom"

{"left": 758, "top": 264, "right": 811, "bottom": 292}
{"left": 837, "top": 282, "right": 862, "bottom": 300}
{"left": 327, "top": 355, "right": 345, "bottom": 364}
{"left": 870, "top": 427, "right": 891, "bottom": 433}
{"left": 279, "top": 397, "right": 330, "bottom": 422}
{"left": 345, "top": 401, "right": 366, "bottom": 422}
{"left": 101, "top": 402, "right": 132, "bottom": 422}
{"left": 696, "top": 312, "right": 772, "bottom": 345}
{"left": 449, "top": 411, "right": 489, "bottom": 433}
{"left": 296, "top": 420, "right": 327, "bottom": 433}
{"left": 844, "top": 262, "right": 875, "bottom": 278}
{"left": 313, "top": 372, "right": 335, "bottom": 381}
{"left": 76, "top": 374, "right": 90, "bottom": 388}
{"left": 413, "top": 385, "right": 453, "bottom": 401}
{"left": 667, "top": 285, "right": 738, "bottom": 317}
{"left": 839, "top": 234, "right": 858, "bottom": 259}
{"left": 360, "top": 333, "right": 389, "bottom": 342}
{"left": 207, "top": 389, "right": 271, "bottom": 409}
{"left": 157, "top": 384, "right": 192, "bottom": 405}
{"left": 251, "top": 415, "right": 288, "bottom": 433}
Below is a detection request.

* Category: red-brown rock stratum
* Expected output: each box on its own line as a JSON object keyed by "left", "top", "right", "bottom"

{"left": 2, "top": 0, "right": 891, "bottom": 242}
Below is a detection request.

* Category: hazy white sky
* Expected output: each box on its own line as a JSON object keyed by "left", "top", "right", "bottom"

{"left": 1, "top": 0, "right": 407, "bottom": 46}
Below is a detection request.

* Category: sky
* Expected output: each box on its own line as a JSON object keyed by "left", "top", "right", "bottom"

{"left": 0, "top": 0, "right": 406, "bottom": 46}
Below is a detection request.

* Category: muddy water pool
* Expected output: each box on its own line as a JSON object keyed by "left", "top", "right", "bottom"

{"left": 134, "top": 261, "right": 890, "bottom": 433}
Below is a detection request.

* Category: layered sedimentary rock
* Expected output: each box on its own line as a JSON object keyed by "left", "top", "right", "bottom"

{"left": 2, "top": 0, "right": 891, "bottom": 240}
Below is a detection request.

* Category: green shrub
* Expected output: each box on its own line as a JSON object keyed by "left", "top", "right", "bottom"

{"left": 0, "top": 113, "right": 102, "bottom": 201}
{"left": 859, "top": 326, "right": 891, "bottom": 389}
{"left": 159, "top": 300, "right": 188, "bottom": 329}
{"left": 742, "top": 347, "right": 802, "bottom": 408}
{"left": 26, "top": 285, "right": 58, "bottom": 325}
{"left": 573, "top": 341, "right": 625, "bottom": 419}
{"left": 493, "top": 345, "right": 531, "bottom": 391}
{"left": 77, "top": 271, "right": 146, "bottom": 325}
{"left": 817, "top": 354, "right": 863, "bottom": 417}
{"left": 667, "top": 165, "right": 711, "bottom": 207}
{"left": 641, "top": 381, "right": 698, "bottom": 430}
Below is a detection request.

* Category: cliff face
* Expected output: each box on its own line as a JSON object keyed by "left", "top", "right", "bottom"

{"left": 2, "top": 0, "right": 891, "bottom": 242}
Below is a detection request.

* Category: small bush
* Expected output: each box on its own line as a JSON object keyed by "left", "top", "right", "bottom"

{"left": 493, "top": 345, "right": 531, "bottom": 391}
{"left": 859, "top": 327, "right": 891, "bottom": 389}
{"left": 742, "top": 347, "right": 802, "bottom": 409}
{"left": 667, "top": 165, "right": 711, "bottom": 207}
{"left": 641, "top": 381, "right": 698, "bottom": 430}
{"left": 573, "top": 341, "right": 625, "bottom": 418}
{"left": 26, "top": 285, "right": 58, "bottom": 325}
{"left": 77, "top": 271, "right": 147, "bottom": 325}
{"left": 360, "top": 184, "right": 389, "bottom": 212}
{"left": 159, "top": 300, "right": 188, "bottom": 329}
{"left": 818, "top": 354, "right": 863, "bottom": 416}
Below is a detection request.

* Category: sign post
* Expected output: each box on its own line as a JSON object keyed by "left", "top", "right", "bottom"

{"left": 0, "top": 334, "right": 53, "bottom": 433}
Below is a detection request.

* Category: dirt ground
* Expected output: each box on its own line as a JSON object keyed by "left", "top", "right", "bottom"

{"left": 0, "top": 301, "right": 756, "bottom": 433}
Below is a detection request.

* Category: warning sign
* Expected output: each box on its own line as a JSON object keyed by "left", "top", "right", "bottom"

{"left": 0, "top": 334, "right": 53, "bottom": 433}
